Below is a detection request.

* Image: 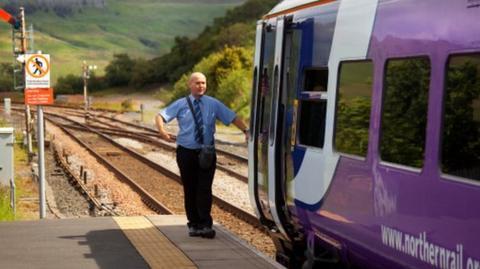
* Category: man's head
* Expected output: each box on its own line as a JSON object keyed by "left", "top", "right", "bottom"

{"left": 188, "top": 72, "right": 207, "bottom": 98}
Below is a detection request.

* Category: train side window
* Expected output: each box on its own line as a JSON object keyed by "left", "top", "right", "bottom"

{"left": 298, "top": 100, "right": 327, "bottom": 148}
{"left": 380, "top": 57, "right": 431, "bottom": 168}
{"left": 334, "top": 60, "right": 374, "bottom": 157}
{"left": 304, "top": 69, "right": 328, "bottom": 92}
{"left": 441, "top": 54, "right": 480, "bottom": 182}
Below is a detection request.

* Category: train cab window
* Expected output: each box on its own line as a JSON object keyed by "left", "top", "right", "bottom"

{"left": 441, "top": 54, "right": 480, "bottom": 182}
{"left": 335, "top": 60, "right": 374, "bottom": 157}
{"left": 380, "top": 57, "right": 431, "bottom": 168}
{"left": 304, "top": 69, "right": 328, "bottom": 92}
{"left": 298, "top": 100, "right": 327, "bottom": 148}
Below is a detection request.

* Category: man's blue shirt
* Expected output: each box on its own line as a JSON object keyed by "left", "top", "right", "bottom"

{"left": 159, "top": 94, "right": 236, "bottom": 149}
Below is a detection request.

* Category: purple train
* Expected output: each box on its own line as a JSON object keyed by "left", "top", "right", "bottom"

{"left": 247, "top": 0, "right": 480, "bottom": 268}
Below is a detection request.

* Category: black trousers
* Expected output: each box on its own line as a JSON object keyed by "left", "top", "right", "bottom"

{"left": 176, "top": 145, "right": 216, "bottom": 229}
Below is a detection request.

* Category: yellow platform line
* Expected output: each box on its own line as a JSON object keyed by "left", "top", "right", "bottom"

{"left": 114, "top": 216, "right": 197, "bottom": 269}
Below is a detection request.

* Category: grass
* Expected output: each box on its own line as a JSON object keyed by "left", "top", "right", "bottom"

{"left": 0, "top": 188, "right": 15, "bottom": 221}
{"left": 0, "top": 0, "right": 244, "bottom": 81}
{"left": 152, "top": 87, "right": 173, "bottom": 105}
{"left": 90, "top": 86, "right": 133, "bottom": 97}
{"left": 0, "top": 129, "right": 38, "bottom": 222}
{"left": 90, "top": 101, "right": 123, "bottom": 111}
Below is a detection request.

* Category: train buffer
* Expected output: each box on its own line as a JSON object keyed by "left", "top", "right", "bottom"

{"left": 0, "top": 215, "right": 282, "bottom": 269}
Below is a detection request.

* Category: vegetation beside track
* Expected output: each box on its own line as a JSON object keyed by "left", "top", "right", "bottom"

{"left": 0, "top": 120, "right": 38, "bottom": 221}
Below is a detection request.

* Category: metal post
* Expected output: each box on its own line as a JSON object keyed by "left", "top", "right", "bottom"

{"left": 83, "top": 60, "right": 88, "bottom": 116}
{"left": 10, "top": 178, "right": 15, "bottom": 217}
{"left": 19, "top": 7, "right": 33, "bottom": 161}
{"left": 37, "top": 105, "right": 46, "bottom": 219}
{"left": 4, "top": 98, "right": 11, "bottom": 114}
{"left": 26, "top": 105, "right": 33, "bottom": 159}
{"left": 140, "top": 103, "right": 144, "bottom": 123}
{"left": 20, "top": 8, "right": 27, "bottom": 53}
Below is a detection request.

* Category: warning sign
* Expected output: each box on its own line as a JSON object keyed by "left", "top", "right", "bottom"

{"left": 24, "top": 88, "right": 54, "bottom": 105}
{"left": 25, "top": 54, "right": 50, "bottom": 88}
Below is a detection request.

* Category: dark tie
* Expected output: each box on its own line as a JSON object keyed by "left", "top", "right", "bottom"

{"left": 193, "top": 99, "right": 204, "bottom": 144}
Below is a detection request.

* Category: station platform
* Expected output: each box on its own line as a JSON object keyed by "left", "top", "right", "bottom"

{"left": 0, "top": 215, "right": 282, "bottom": 269}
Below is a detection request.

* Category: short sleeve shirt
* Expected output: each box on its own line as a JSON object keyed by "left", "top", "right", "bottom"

{"left": 159, "top": 95, "right": 236, "bottom": 149}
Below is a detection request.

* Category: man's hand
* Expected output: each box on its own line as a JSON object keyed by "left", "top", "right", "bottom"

{"left": 155, "top": 115, "right": 175, "bottom": 143}
{"left": 159, "top": 131, "right": 175, "bottom": 143}
{"left": 243, "top": 130, "right": 249, "bottom": 143}
{"left": 232, "top": 117, "right": 249, "bottom": 143}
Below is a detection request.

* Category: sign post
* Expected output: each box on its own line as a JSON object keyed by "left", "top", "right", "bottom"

{"left": 25, "top": 52, "right": 52, "bottom": 219}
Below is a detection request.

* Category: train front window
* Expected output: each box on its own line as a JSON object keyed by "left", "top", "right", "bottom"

{"left": 380, "top": 57, "right": 430, "bottom": 168}
{"left": 441, "top": 54, "right": 480, "bottom": 182}
{"left": 335, "top": 60, "right": 373, "bottom": 157}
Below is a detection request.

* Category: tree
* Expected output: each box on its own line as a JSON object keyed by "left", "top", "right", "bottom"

{"left": 130, "top": 58, "right": 154, "bottom": 88}
{"left": 0, "top": 63, "right": 14, "bottom": 92}
{"left": 442, "top": 60, "right": 480, "bottom": 177}
{"left": 380, "top": 59, "right": 430, "bottom": 168}
{"left": 105, "top": 54, "right": 135, "bottom": 87}
{"left": 55, "top": 74, "right": 83, "bottom": 95}
{"left": 335, "top": 96, "right": 371, "bottom": 156}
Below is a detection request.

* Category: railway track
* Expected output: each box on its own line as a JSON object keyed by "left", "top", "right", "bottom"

{"left": 39, "top": 104, "right": 249, "bottom": 183}
{"left": 67, "top": 123, "right": 248, "bottom": 183}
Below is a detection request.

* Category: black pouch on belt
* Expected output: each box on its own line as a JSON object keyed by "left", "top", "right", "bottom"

{"left": 199, "top": 144, "right": 215, "bottom": 169}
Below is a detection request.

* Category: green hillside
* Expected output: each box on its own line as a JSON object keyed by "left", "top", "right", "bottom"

{"left": 0, "top": 0, "right": 243, "bottom": 80}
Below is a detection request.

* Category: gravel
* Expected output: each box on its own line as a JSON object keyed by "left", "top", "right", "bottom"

{"left": 45, "top": 146, "right": 92, "bottom": 218}
{"left": 47, "top": 122, "right": 154, "bottom": 216}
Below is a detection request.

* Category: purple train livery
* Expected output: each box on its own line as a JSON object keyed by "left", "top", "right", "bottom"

{"left": 247, "top": 0, "right": 480, "bottom": 268}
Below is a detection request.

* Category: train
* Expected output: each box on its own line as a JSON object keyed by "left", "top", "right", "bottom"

{"left": 247, "top": 0, "right": 480, "bottom": 268}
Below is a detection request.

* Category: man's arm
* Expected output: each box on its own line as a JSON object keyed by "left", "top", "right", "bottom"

{"left": 155, "top": 115, "right": 175, "bottom": 143}
{"left": 232, "top": 117, "right": 249, "bottom": 141}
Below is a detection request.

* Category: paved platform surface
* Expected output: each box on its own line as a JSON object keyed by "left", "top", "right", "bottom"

{"left": 0, "top": 215, "right": 282, "bottom": 269}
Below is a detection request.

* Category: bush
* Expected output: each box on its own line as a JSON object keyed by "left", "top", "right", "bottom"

{"left": 121, "top": 98, "right": 134, "bottom": 112}
{"left": 216, "top": 68, "right": 251, "bottom": 119}
{"left": 0, "top": 63, "right": 14, "bottom": 92}
{"left": 55, "top": 74, "right": 83, "bottom": 95}
{"left": 105, "top": 54, "right": 135, "bottom": 87}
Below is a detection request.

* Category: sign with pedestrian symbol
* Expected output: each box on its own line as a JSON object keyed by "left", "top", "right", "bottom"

{"left": 25, "top": 54, "right": 50, "bottom": 88}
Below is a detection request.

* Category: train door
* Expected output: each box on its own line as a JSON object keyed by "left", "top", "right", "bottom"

{"left": 249, "top": 19, "right": 277, "bottom": 226}
{"left": 273, "top": 17, "right": 315, "bottom": 237}
{"left": 267, "top": 16, "right": 289, "bottom": 236}
{"left": 249, "top": 15, "right": 302, "bottom": 238}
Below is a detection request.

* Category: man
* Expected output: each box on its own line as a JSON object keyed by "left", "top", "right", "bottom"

{"left": 155, "top": 72, "right": 248, "bottom": 239}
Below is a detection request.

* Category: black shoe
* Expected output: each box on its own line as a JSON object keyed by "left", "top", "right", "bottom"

{"left": 198, "top": 227, "right": 216, "bottom": 239}
{"left": 188, "top": 226, "right": 200, "bottom": 237}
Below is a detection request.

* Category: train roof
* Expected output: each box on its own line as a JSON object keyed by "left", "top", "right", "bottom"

{"left": 266, "top": 0, "right": 336, "bottom": 18}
